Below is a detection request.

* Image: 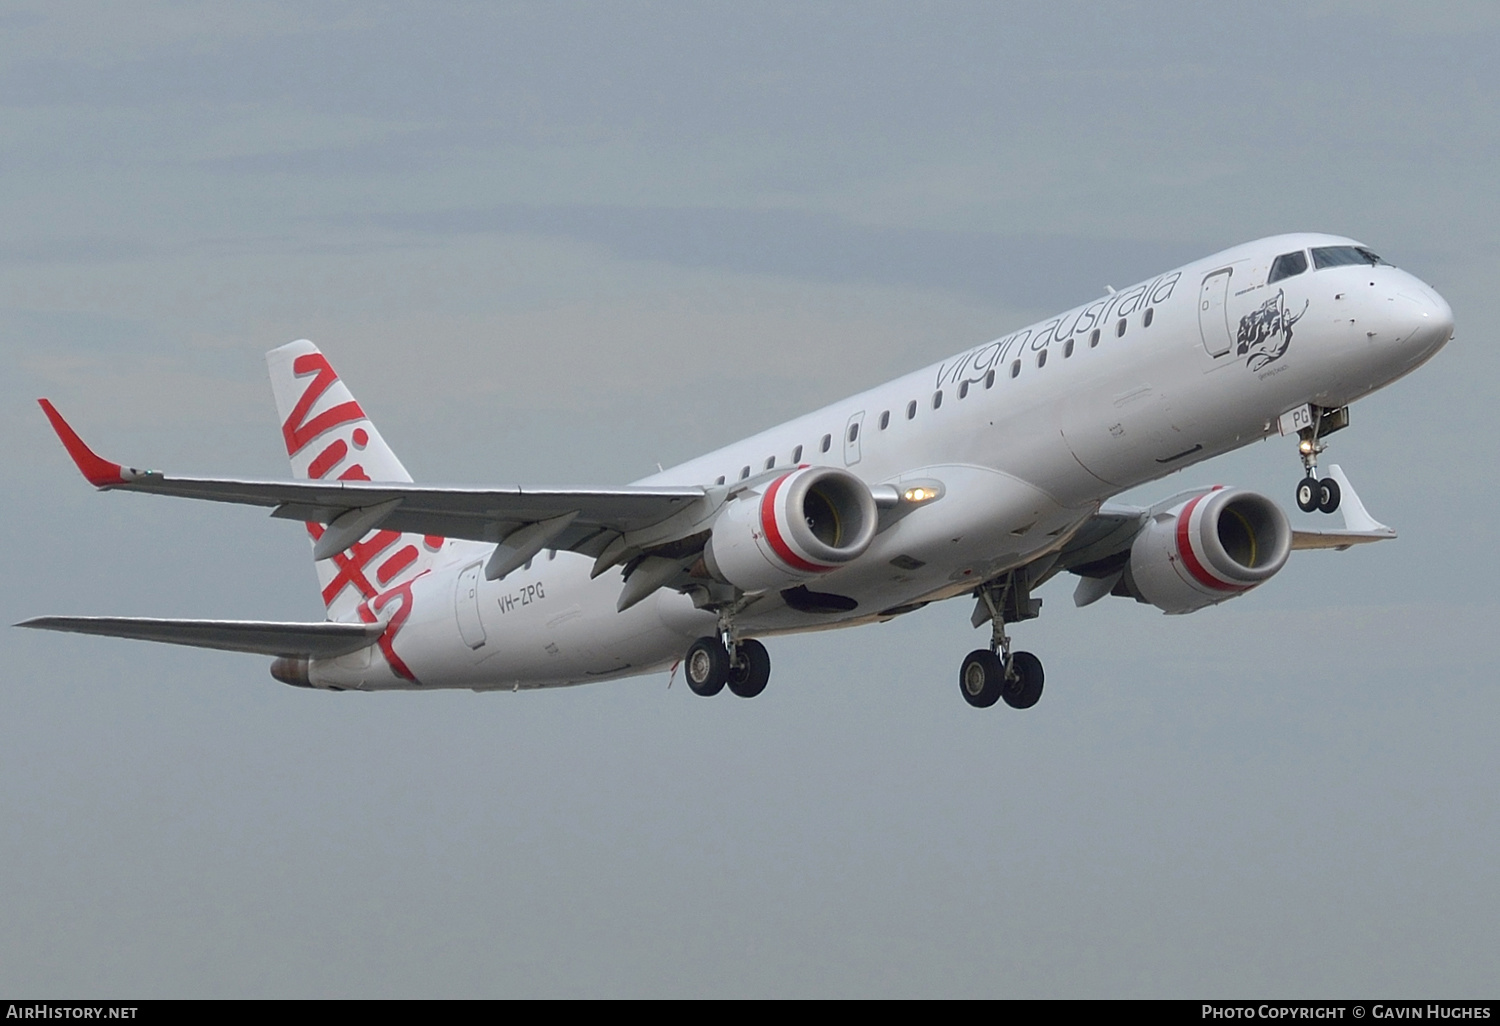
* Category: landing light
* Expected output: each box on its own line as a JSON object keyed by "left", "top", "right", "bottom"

{"left": 1298, "top": 440, "right": 1315, "bottom": 454}
{"left": 904, "top": 487, "right": 936, "bottom": 503}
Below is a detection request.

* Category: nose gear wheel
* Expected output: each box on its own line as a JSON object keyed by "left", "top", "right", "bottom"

{"left": 1293, "top": 406, "right": 1347, "bottom": 514}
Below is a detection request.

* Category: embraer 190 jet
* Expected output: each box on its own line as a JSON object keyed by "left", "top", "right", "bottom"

{"left": 21, "top": 234, "right": 1452, "bottom": 709}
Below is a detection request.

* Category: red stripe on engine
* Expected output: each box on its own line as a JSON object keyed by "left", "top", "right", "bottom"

{"left": 1175, "top": 494, "right": 1248, "bottom": 593}
{"left": 760, "top": 472, "right": 837, "bottom": 575}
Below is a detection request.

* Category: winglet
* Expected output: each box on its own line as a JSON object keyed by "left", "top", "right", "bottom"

{"left": 37, "top": 399, "right": 128, "bottom": 487}
{"left": 1289, "top": 464, "right": 1396, "bottom": 550}
{"left": 1326, "top": 464, "right": 1391, "bottom": 535}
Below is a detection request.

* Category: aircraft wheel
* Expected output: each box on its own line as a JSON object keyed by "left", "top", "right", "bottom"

{"left": 1002, "top": 651, "right": 1044, "bottom": 710}
{"left": 1296, "top": 477, "right": 1320, "bottom": 513}
{"left": 959, "top": 649, "right": 1004, "bottom": 708}
{"left": 1317, "top": 477, "right": 1342, "bottom": 514}
{"left": 727, "top": 639, "right": 771, "bottom": 698}
{"left": 685, "top": 636, "right": 728, "bottom": 696}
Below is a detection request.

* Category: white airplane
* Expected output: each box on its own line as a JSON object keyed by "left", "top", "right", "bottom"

{"left": 20, "top": 233, "right": 1452, "bottom": 708}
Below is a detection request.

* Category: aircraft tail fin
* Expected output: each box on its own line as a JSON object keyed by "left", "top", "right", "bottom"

{"left": 267, "top": 340, "right": 413, "bottom": 484}
{"left": 266, "top": 340, "right": 449, "bottom": 620}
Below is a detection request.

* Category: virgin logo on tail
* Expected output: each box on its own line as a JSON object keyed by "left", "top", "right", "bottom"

{"left": 282, "top": 352, "right": 366, "bottom": 458}
{"left": 282, "top": 352, "right": 411, "bottom": 598}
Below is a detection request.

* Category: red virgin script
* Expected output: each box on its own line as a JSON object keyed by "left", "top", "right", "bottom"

{"left": 358, "top": 577, "right": 422, "bottom": 683}
{"left": 285, "top": 353, "right": 444, "bottom": 682}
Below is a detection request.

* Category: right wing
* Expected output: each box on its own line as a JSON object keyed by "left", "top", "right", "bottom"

{"left": 1040, "top": 463, "right": 1395, "bottom": 607}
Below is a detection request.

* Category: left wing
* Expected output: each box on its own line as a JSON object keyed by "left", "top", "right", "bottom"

{"left": 39, "top": 399, "right": 708, "bottom": 565}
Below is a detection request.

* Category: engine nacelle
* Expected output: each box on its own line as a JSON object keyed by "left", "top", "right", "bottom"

{"left": 1128, "top": 487, "right": 1291, "bottom": 614}
{"left": 704, "top": 466, "right": 879, "bottom": 593}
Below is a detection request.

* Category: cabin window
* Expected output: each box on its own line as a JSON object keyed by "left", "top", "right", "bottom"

{"left": 985, "top": 369, "right": 996, "bottom": 389}
{"left": 1115, "top": 318, "right": 1127, "bottom": 338}
{"left": 879, "top": 410, "right": 890, "bottom": 429}
{"left": 820, "top": 434, "right": 831, "bottom": 453}
{"left": 715, "top": 475, "right": 725, "bottom": 485}
{"left": 907, "top": 400, "right": 917, "bottom": 420}
{"left": 848, "top": 422, "right": 859, "bottom": 443}
{"left": 765, "top": 456, "right": 775, "bottom": 470}
{"left": 1269, "top": 250, "right": 1309, "bottom": 282}
{"left": 740, "top": 465, "right": 750, "bottom": 480}
{"left": 1011, "top": 359, "right": 1021, "bottom": 378}
{"left": 959, "top": 381, "right": 969, "bottom": 399}
{"left": 1142, "top": 307, "right": 1154, "bottom": 328}
{"left": 1064, "top": 338, "right": 1075, "bottom": 358}
{"left": 1090, "top": 328, "right": 1100, "bottom": 348}
{"left": 1037, "top": 349, "right": 1048, "bottom": 369}
{"left": 932, "top": 390, "right": 943, "bottom": 410}
{"left": 792, "top": 445, "right": 802, "bottom": 462}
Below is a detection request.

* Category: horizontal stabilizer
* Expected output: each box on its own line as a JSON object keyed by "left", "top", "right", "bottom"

{"left": 15, "top": 616, "right": 384, "bottom": 658}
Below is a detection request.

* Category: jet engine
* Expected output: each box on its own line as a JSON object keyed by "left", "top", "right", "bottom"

{"left": 1126, "top": 487, "right": 1291, "bottom": 614}
{"left": 703, "top": 466, "right": 879, "bottom": 593}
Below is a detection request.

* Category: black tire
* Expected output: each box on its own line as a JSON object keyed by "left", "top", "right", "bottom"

{"left": 1296, "top": 476, "right": 1320, "bottom": 513}
{"left": 959, "top": 649, "right": 1004, "bottom": 708}
{"left": 727, "top": 639, "right": 771, "bottom": 698}
{"left": 1002, "top": 651, "right": 1044, "bottom": 709}
{"left": 1317, "top": 477, "right": 1341, "bottom": 514}
{"left": 685, "top": 636, "right": 728, "bottom": 696}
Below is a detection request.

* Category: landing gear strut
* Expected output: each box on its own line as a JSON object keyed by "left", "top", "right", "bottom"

{"left": 684, "top": 625, "right": 770, "bottom": 699}
{"left": 1294, "top": 405, "right": 1348, "bottom": 515}
{"left": 960, "top": 573, "right": 1045, "bottom": 710}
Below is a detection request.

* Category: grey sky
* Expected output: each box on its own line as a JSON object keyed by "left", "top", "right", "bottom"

{"left": 3, "top": 1, "right": 1497, "bottom": 997}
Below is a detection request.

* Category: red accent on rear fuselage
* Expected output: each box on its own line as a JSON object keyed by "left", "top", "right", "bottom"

{"left": 356, "top": 576, "right": 422, "bottom": 684}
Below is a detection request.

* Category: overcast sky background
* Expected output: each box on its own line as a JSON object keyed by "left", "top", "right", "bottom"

{"left": 3, "top": 1, "right": 1498, "bottom": 998}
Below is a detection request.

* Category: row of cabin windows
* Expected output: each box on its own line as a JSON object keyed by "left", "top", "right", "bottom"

{"left": 710, "top": 307, "right": 1154, "bottom": 484}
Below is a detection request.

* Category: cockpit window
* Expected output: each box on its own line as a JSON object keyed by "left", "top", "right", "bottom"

{"left": 1268, "top": 251, "right": 1308, "bottom": 283}
{"left": 1312, "top": 246, "right": 1384, "bottom": 269}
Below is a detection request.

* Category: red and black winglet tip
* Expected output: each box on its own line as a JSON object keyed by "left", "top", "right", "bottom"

{"left": 37, "top": 399, "right": 127, "bottom": 487}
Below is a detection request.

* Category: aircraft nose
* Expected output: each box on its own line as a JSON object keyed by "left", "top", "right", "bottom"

{"left": 1392, "top": 284, "right": 1454, "bottom": 358}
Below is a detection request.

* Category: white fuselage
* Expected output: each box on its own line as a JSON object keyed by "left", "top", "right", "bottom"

{"left": 309, "top": 233, "right": 1452, "bottom": 691}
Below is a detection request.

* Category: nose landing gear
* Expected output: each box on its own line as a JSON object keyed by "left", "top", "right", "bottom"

{"left": 1293, "top": 405, "right": 1350, "bottom": 514}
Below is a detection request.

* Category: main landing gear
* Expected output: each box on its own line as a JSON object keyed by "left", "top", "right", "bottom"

{"left": 1294, "top": 405, "right": 1350, "bottom": 515}
{"left": 961, "top": 573, "right": 1044, "bottom": 710}
{"left": 959, "top": 649, "right": 1043, "bottom": 709}
{"left": 684, "top": 634, "right": 770, "bottom": 698}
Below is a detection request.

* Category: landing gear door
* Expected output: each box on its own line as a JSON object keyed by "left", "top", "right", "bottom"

{"left": 1198, "top": 269, "right": 1234, "bottom": 358}
{"left": 843, "top": 411, "right": 865, "bottom": 466}
{"left": 455, "top": 562, "right": 486, "bottom": 649}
